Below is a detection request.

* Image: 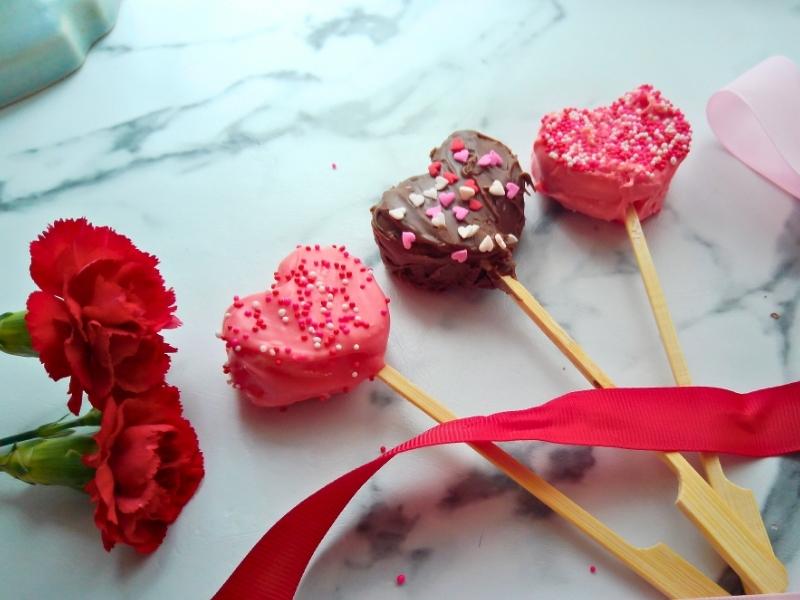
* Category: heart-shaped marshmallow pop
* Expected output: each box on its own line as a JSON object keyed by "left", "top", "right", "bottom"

{"left": 220, "top": 245, "right": 390, "bottom": 407}
{"left": 531, "top": 85, "right": 692, "bottom": 222}
{"left": 371, "top": 130, "right": 530, "bottom": 290}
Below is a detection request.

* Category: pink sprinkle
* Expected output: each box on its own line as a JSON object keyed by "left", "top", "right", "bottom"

{"left": 401, "top": 232, "right": 416, "bottom": 249}
{"left": 425, "top": 205, "right": 443, "bottom": 218}
{"left": 453, "top": 149, "right": 469, "bottom": 163}
{"left": 451, "top": 249, "right": 468, "bottom": 263}
{"left": 477, "top": 152, "right": 493, "bottom": 167}
{"left": 589, "top": 565, "right": 597, "bottom": 574}
{"left": 438, "top": 191, "right": 455, "bottom": 207}
{"left": 331, "top": 162, "right": 337, "bottom": 170}
{"left": 489, "top": 150, "right": 503, "bottom": 166}
{"left": 505, "top": 182, "right": 520, "bottom": 199}
{"left": 396, "top": 573, "right": 406, "bottom": 586}
{"left": 453, "top": 206, "right": 469, "bottom": 221}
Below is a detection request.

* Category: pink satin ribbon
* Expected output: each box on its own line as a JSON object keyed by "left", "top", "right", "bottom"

{"left": 707, "top": 55, "right": 800, "bottom": 198}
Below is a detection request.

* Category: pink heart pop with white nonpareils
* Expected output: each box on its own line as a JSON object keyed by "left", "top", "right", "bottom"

{"left": 531, "top": 85, "right": 692, "bottom": 222}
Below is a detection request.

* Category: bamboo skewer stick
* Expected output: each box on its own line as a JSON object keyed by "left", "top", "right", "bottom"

{"left": 497, "top": 274, "right": 787, "bottom": 593}
{"left": 377, "top": 365, "right": 727, "bottom": 599}
{"left": 624, "top": 207, "right": 774, "bottom": 550}
{"left": 624, "top": 206, "right": 777, "bottom": 594}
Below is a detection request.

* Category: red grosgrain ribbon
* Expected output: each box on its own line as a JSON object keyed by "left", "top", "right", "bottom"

{"left": 215, "top": 381, "right": 800, "bottom": 600}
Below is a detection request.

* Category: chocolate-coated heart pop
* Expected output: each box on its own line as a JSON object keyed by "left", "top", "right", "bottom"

{"left": 531, "top": 86, "right": 780, "bottom": 588}
{"left": 372, "top": 130, "right": 530, "bottom": 290}
{"left": 218, "top": 244, "right": 722, "bottom": 597}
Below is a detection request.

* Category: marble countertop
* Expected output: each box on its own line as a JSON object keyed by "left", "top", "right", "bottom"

{"left": 1, "top": 1, "right": 799, "bottom": 598}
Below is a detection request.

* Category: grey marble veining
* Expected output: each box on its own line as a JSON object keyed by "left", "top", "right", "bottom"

{"left": 1, "top": 0, "right": 799, "bottom": 598}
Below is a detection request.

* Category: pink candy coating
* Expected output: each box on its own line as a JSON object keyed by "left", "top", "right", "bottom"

{"left": 220, "top": 245, "right": 390, "bottom": 407}
{"left": 531, "top": 85, "right": 692, "bottom": 222}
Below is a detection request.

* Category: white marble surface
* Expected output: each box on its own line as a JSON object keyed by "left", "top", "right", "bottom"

{"left": 1, "top": 1, "right": 799, "bottom": 598}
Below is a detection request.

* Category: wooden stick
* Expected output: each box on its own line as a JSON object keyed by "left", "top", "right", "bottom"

{"left": 624, "top": 206, "right": 775, "bottom": 563}
{"left": 497, "top": 274, "right": 787, "bottom": 593}
{"left": 377, "top": 365, "right": 727, "bottom": 599}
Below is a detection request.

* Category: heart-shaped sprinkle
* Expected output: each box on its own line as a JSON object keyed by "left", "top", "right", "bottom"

{"left": 435, "top": 176, "right": 449, "bottom": 190}
{"left": 453, "top": 149, "right": 469, "bottom": 163}
{"left": 469, "top": 199, "right": 483, "bottom": 211}
{"left": 438, "top": 191, "right": 455, "bottom": 207}
{"left": 459, "top": 186, "right": 475, "bottom": 200}
{"left": 388, "top": 207, "right": 406, "bottom": 220}
{"left": 451, "top": 249, "right": 468, "bottom": 263}
{"left": 422, "top": 187, "right": 438, "bottom": 200}
{"left": 494, "top": 234, "right": 507, "bottom": 249}
{"left": 478, "top": 235, "right": 494, "bottom": 253}
{"left": 489, "top": 180, "right": 505, "bottom": 196}
{"left": 453, "top": 206, "right": 469, "bottom": 221}
{"left": 505, "top": 182, "right": 520, "bottom": 199}
{"left": 450, "top": 137, "right": 465, "bottom": 152}
{"left": 457, "top": 224, "right": 480, "bottom": 239}
{"left": 425, "top": 205, "right": 442, "bottom": 218}
{"left": 408, "top": 193, "right": 425, "bottom": 207}
{"left": 431, "top": 212, "right": 446, "bottom": 228}
{"left": 507, "top": 234, "right": 518, "bottom": 244}
{"left": 402, "top": 232, "right": 416, "bottom": 249}
{"left": 464, "top": 178, "right": 479, "bottom": 191}
{"left": 428, "top": 161, "right": 442, "bottom": 177}
{"left": 443, "top": 171, "right": 459, "bottom": 185}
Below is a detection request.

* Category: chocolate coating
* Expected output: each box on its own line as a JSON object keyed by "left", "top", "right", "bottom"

{"left": 371, "top": 130, "right": 530, "bottom": 290}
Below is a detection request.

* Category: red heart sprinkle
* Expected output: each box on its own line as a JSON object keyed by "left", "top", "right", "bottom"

{"left": 450, "top": 137, "right": 465, "bottom": 152}
{"left": 443, "top": 171, "right": 459, "bottom": 184}
{"left": 469, "top": 199, "right": 483, "bottom": 211}
{"left": 464, "top": 178, "right": 479, "bottom": 191}
{"left": 428, "top": 161, "right": 442, "bottom": 177}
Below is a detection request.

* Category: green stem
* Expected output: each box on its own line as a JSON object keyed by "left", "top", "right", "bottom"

{"left": 0, "top": 409, "right": 102, "bottom": 448}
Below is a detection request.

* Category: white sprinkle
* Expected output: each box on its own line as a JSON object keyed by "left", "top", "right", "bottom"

{"left": 457, "top": 224, "right": 480, "bottom": 239}
{"left": 308, "top": 326, "right": 316, "bottom": 333}
{"left": 234, "top": 345, "right": 242, "bottom": 352}
{"left": 431, "top": 212, "right": 446, "bottom": 228}
{"left": 224, "top": 312, "right": 231, "bottom": 318}
{"left": 326, "top": 322, "right": 334, "bottom": 330}
{"left": 489, "top": 180, "right": 505, "bottom": 196}
{"left": 327, "top": 293, "right": 334, "bottom": 301}
{"left": 353, "top": 306, "right": 360, "bottom": 313}
{"left": 478, "top": 235, "right": 494, "bottom": 253}
{"left": 342, "top": 278, "right": 349, "bottom": 284}
{"left": 434, "top": 176, "right": 449, "bottom": 190}
{"left": 278, "top": 308, "right": 287, "bottom": 317}
{"left": 251, "top": 300, "right": 261, "bottom": 309}
{"left": 282, "top": 316, "right": 289, "bottom": 323}
{"left": 353, "top": 344, "right": 360, "bottom": 350}
{"left": 314, "top": 342, "right": 322, "bottom": 349}
{"left": 269, "top": 348, "right": 277, "bottom": 356}
{"left": 422, "top": 187, "right": 438, "bottom": 200}
{"left": 670, "top": 156, "right": 677, "bottom": 165}
{"left": 313, "top": 336, "right": 322, "bottom": 343}
{"left": 507, "top": 234, "right": 519, "bottom": 244}
{"left": 308, "top": 271, "right": 317, "bottom": 280}
{"left": 458, "top": 186, "right": 475, "bottom": 200}
{"left": 259, "top": 344, "right": 268, "bottom": 353}
{"left": 335, "top": 343, "right": 343, "bottom": 351}
{"left": 548, "top": 151, "right": 558, "bottom": 160}
{"left": 408, "top": 193, "right": 425, "bottom": 207}
{"left": 351, "top": 371, "right": 359, "bottom": 378}
{"left": 495, "top": 234, "right": 507, "bottom": 250}
{"left": 388, "top": 207, "right": 407, "bottom": 220}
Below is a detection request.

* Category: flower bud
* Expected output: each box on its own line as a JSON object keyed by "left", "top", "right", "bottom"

{"left": 0, "top": 435, "right": 96, "bottom": 490}
{"left": 0, "top": 311, "right": 36, "bottom": 357}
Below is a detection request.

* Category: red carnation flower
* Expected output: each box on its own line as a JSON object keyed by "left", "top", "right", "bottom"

{"left": 84, "top": 385, "right": 204, "bottom": 553}
{"left": 25, "top": 219, "right": 179, "bottom": 414}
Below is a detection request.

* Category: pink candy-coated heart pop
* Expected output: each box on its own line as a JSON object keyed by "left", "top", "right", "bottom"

{"left": 220, "top": 245, "right": 390, "bottom": 407}
{"left": 531, "top": 85, "right": 692, "bottom": 222}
